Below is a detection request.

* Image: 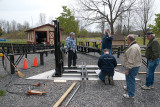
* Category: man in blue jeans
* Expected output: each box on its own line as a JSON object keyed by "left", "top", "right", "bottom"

{"left": 98, "top": 48, "right": 117, "bottom": 85}
{"left": 141, "top": 31, "right": 160, "bottom": 90}
{"left": 123, "top": 34, "right": 142, "bottom": 98}
{"left": 66, "top": 32, "right": 77, "bottom": 68}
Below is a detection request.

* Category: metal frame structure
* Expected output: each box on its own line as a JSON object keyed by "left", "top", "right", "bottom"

{"left": 51, "top": 20, "right": 148, "bottom": 79}
{"left": 52, "top": 20, "right": 64, "bottom": 77}
{"left": 52, "top": 20, "right": 100, "bottom": 79}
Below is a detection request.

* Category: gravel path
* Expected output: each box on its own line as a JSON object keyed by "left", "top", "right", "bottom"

{"left": 0, "top": 52, "right": 160, "bottom": 107}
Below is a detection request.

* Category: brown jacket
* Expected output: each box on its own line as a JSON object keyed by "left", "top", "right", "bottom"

{"left": 123, "top": 42, "right": 142, "bottom": 70}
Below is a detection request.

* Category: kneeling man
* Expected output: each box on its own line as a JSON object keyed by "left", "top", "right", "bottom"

{"left": 98, "top": 48, "right": 117, "bottom": 85}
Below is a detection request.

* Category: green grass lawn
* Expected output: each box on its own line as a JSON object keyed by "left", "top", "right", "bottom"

{"left": 0, "top": 39, "right": 27, "bottom": 44}
{"left": 125, "top": 37, "right": 160, "bottom": 45}
{"left": 135, "top": 38, "right": 149, "bottom": 45}
{"left": 136, "top": 37, "right": 160, "bottom": 45}
{"left": 1, "top": 37, "right": 159, "bottom": 46}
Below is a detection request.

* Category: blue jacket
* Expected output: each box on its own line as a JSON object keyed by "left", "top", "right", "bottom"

{"left": 101, "top": 35, "right": 113, "bottom": 50}
{"left": 98, "top": 54, "right": 117, "bottom": 75}
{"left": 66, "top": 36, "right": 76, "bottom": 53}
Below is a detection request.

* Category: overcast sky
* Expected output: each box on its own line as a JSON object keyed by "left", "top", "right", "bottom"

{"left": 0, "top": 0, "right": 160, "bottom": 30}
{"left": 0, "top": 0, "right": 71, "bottom": 27}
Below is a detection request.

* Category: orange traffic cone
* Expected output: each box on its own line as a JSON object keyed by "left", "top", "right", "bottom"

{"left": 23, "top": 58, "right": 28, "bottom": 69}
{"left": 33, "top": 56, "right": 38, "bottom": 67}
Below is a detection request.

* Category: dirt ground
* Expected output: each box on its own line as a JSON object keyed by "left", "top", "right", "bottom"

{"left": 0, "top": 52, "right": 160, "bottom": 107}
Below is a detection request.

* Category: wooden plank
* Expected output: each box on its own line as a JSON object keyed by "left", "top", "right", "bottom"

{"left": 53, "top": 82, "right": 77, "bottom": 107}
{"left": 53, "top": 80, "right": 67, "bottom": 83}
{"left": 138, "top": 72, "right": 160, "bottom": 74}
{"left": 117, "top": 64, "right": 122, "bottom": 66}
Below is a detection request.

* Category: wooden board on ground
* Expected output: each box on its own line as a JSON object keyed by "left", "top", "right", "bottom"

{"left": 139, "top": 72, "right": 160, "bottom": 74}
{"left": 53, "top": 82, "right": 77, "bottom": 107}
{"left": 54, "top": 80, "right": 67, "bottom": 83}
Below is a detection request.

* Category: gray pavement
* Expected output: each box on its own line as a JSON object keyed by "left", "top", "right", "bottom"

{"left": 0, "top": 52, "right": 160, "bottom": 107}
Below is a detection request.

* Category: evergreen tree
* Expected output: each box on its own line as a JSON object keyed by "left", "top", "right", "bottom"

{"left": 149, "top": 14, "right": 160, "bottom": 35}
{"left": 56, "top": 6, "right": 79, "bottom": 35}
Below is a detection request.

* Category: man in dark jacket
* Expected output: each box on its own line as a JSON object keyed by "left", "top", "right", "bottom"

{"left": 101, "top": 29, "right": 113, "bottom": 55}
{"left": 98, "top": 48, "right": 117, "bottom": 85}
{"left": 141, "top": 31, "right": 160, "bottom": 90}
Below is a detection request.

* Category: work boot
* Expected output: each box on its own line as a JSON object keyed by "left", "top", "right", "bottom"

{"left": 141, "top": 85, "right": 151, "bottom": 90}
{"left": 105, "top": 76, "right": 109, "bottom": 85}
{"left": 109, "top": 76, "right": 114, "bottom": 85}
{"left": 123, "top": 94, "right": 134, "bottom": 99}
{"left": 72, "top": 65, "right": 77, "bottom": 69}
{"left": 150, "top": 85, "right": 154, "bottom": 89}
{"left": 123, "top": 86, "right": 128, "bottom": 91}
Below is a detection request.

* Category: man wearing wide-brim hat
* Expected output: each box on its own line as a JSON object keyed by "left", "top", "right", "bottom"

{"left": 141, "top": 31, "right": 160, "bottom": 90}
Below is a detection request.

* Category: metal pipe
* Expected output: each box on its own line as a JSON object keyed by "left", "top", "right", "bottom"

{"left": 65, "top": 84, "right": 80, "bottom": 107}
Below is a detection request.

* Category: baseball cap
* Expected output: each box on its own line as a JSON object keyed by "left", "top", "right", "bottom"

{"left": 70, "top": 32, "right": 75, "bottom": 36}
{"left": 146, "top": 31, "right": 154, "bottom": 35}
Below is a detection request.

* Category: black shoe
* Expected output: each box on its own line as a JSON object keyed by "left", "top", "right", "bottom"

{"left": 72, "top": 66, "right": 77, "bottom": 69}
{"left": 109, "top": 76, "right": 114, "bottom": 85}
{"left": 105, "top": 76, "right": 109, "bottom": 85}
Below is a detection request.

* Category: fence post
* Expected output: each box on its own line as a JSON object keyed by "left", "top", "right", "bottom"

{"left": 117, "top": 47, "right": 120, "bottom": 58}
{"left": 40, "top": 52, "right": 44, "bottom": 65}
{"left": 10, "top": 55, "right": 15, "bottom": 74}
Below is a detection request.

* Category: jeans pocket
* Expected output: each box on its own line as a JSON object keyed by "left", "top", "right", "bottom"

{"left": 148, "top": 59, "right": 159, "bottom": 68}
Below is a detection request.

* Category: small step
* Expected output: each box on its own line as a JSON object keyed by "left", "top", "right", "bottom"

{"left": 64, "top": 65, "right": 99, "bottom": 69}
{"left": 62, "top": 73, "right": 81, "bottom": 76}
{"left": 64, "top": 69, "right": 97, "bottom": 73}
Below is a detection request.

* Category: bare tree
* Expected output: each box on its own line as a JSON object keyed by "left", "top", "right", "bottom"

{"left": 0, "top": 19, "right": 6, "bottom": 33}
{"left": 125, "top": 9, "right": 132, "bottom": 35}
{"left": 115, "top": 14, "right": 123, "bottom": 35}
{"left": 17, "top": 23, "right": 23, "bottom": 31}
{"left": 23, "top": 21, "right": 30, "bottom": 30}
{"left": 11, "top": 20, "right": 17, "bottom": 33}
{"left": 76, "top": 0, "right": 136, "bottom": 35}
{"left": 49, "top": 16, "right": 54, "bottom": 25}
{"left": 96, "top": 14, "right": 105, "bottom": 34}
{"left": 135, "top": 0, "right": 155, "bottom": 45}
{"left": 6, "top": 21, "right": 11, "bottom": 33}
{"left": 39, "top": 13, "right": 46, "bottom": 25}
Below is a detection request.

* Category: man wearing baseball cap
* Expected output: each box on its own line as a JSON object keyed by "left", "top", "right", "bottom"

{"left": 141, "top": 31, "right": 160, "bottom": 90}
{"left": 66, "top": 32, "right": 77, "bottom": 68}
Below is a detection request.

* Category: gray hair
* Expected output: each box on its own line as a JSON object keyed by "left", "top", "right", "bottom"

{"left": 127, "top": 34, "right": 135, "bottom": 41}
{"left": 147, "top": 31, "right": 155, "bottom": 37}
{"left": 70, "top": 32, "right": 75, "bottom": 36}
{"left": 151, "top": 34, "right": 155, "bottom": 37}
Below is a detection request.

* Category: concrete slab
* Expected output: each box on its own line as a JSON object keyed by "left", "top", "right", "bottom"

{"left": 26, "top": 69, "right": 140, "bottom": 80}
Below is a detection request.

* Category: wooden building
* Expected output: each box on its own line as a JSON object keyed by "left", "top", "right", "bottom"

{"left": 112, "top": 35, "right": 125, "bottom": 48}
{"left": 26, "top": 24, "right": 61, "bottom": 45}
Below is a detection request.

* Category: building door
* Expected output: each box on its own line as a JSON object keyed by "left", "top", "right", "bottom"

{"left": 49, "top": 31, "right": 54, "bottom": 44}
{"left": 35, "top": 31, "right": 47, "bottom": 44}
